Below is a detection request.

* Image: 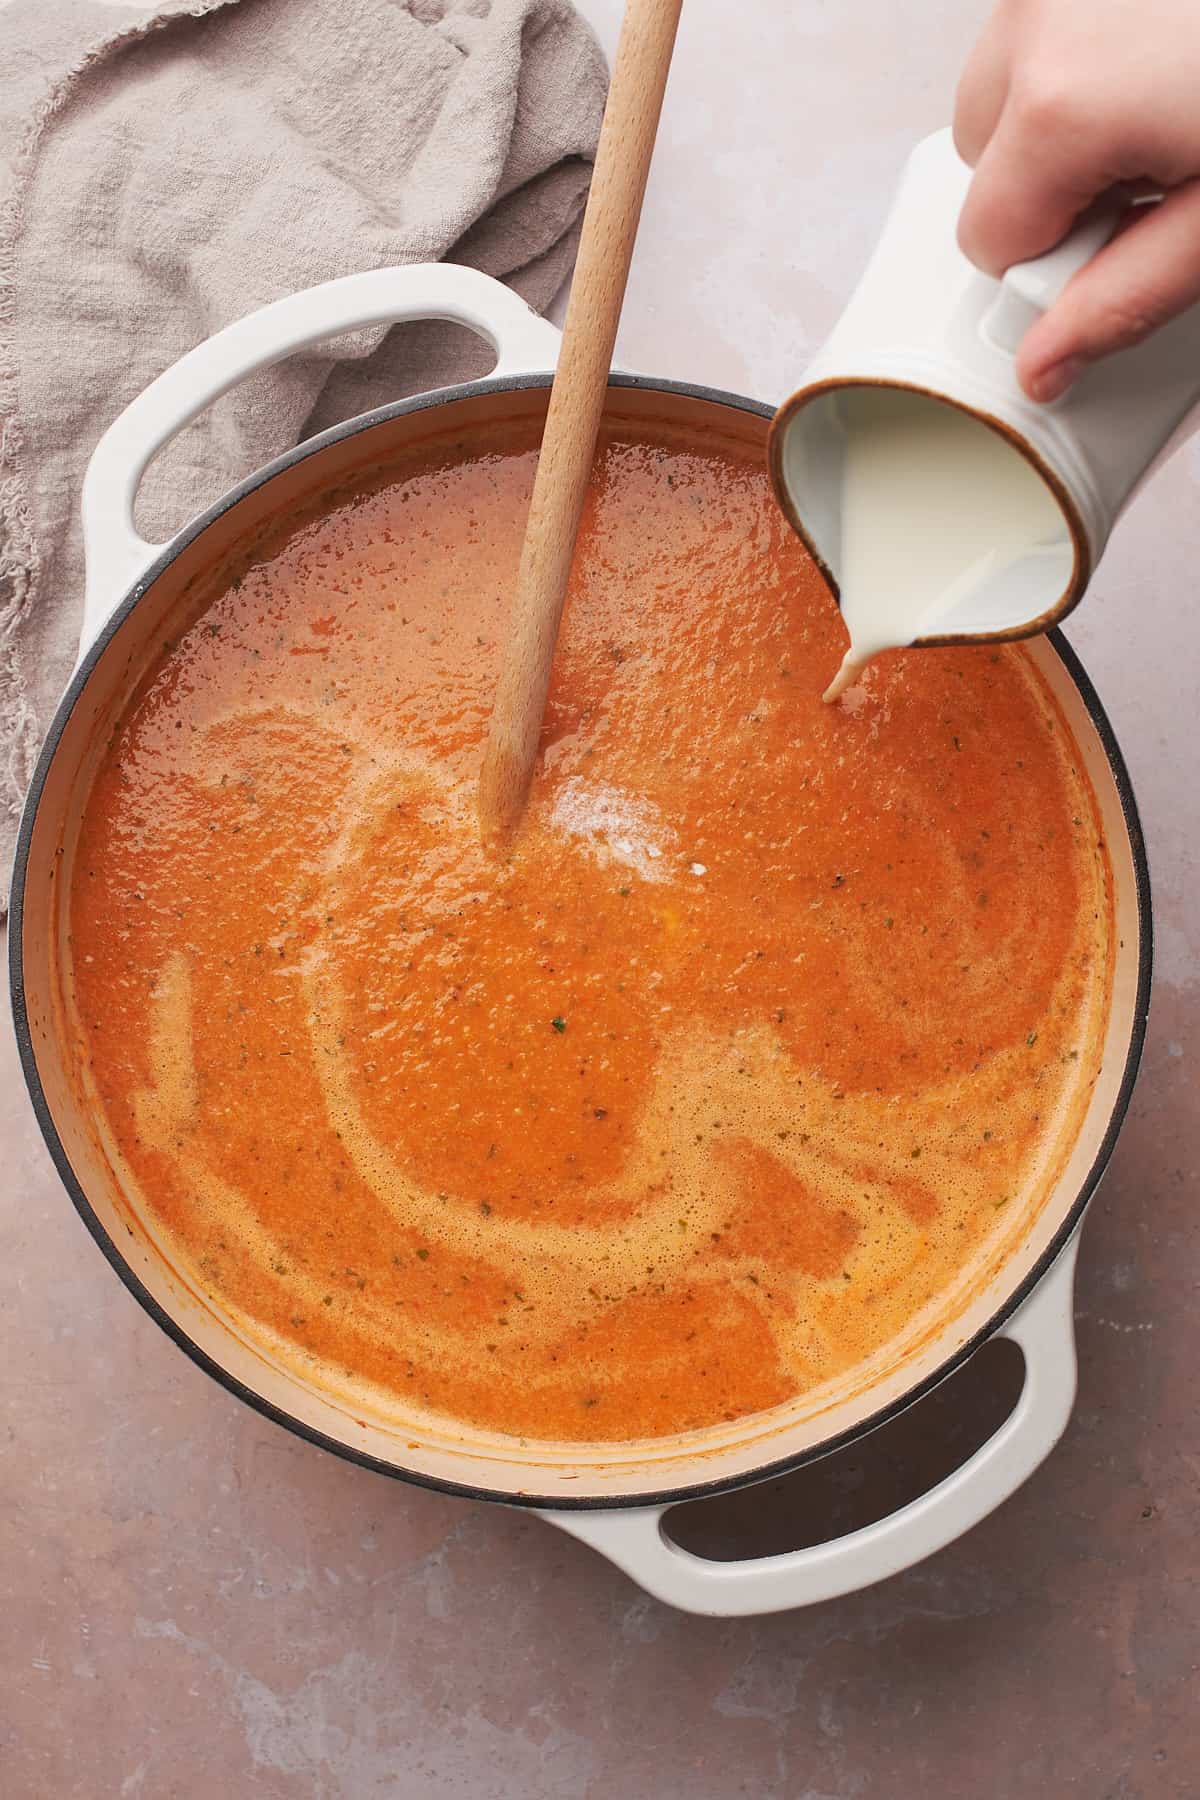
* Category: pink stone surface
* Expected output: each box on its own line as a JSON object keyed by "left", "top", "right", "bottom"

{"left": 2, "top": 1, "right": 1198, "bottom": 1792}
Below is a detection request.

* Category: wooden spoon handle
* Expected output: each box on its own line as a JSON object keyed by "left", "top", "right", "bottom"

{"left": 478, "top": 0, "right": 684, "bottom": 843}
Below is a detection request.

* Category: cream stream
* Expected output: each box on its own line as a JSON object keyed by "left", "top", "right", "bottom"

{"left": 823, "top": 390, "right": 1067, "bottom": 702}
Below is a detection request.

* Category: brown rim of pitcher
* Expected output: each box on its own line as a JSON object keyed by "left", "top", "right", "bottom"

{"left": 767, "top": 376, "right": 1093, "bottom": 647}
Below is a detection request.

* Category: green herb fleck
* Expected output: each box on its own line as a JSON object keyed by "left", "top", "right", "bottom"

{"left": 551, "top": 1016, "right": 567, "bottom": 1034}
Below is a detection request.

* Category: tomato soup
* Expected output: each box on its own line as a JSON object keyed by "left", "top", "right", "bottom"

{"left": 65, "top": 416, "right": 1113, "bottom": 1443}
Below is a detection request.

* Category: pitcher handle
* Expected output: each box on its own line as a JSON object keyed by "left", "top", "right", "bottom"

{"left": 982, "top": 211, "right": 1124, "bottom": 356}
{"left": 79, "top": 264, "right": 562, "bottom": 658}
{"left": 538, "top": 1233, "right": 1080, "bottom": 1617}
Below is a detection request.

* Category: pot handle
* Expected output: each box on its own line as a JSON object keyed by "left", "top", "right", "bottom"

{"left": 538, "top": 1232, "right": 1080, "bottom": 1617}
{"left": 79, "top": 263, "right": 562, "bottom": 656}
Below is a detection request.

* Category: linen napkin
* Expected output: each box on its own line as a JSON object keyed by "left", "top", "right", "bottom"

{"left": 0, "top": 0, "right": 607, "bottom": 883}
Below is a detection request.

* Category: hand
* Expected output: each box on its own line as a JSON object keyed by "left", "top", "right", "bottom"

{"left": 954, "top": 0, "right": 1200, "bottom": 400}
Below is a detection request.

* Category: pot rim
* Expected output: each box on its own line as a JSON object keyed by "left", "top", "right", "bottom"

{"left": 8, "top": 370, "right": 1154, "bottom": 1512}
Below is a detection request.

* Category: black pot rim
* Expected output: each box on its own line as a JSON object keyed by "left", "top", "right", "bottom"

{"left": 8, "top": 369, "right": 1154, "bottom": 1513}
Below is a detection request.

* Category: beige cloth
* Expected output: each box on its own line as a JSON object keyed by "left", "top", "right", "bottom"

{"left": 0, "top": 0, "right": 606, "bottom": 881}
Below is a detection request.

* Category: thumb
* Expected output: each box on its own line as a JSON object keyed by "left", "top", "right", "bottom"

{"left": 1017, "top": 182, "right": 1200, "bottom": 401}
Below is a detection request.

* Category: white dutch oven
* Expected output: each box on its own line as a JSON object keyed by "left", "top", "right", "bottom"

{"left": 10, "top": 264, "right": 1151, "bottom": 1617}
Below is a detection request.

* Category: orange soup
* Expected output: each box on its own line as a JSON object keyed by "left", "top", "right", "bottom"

{"left": 66, "top": 416, "right": 1113, "bottom": 1443}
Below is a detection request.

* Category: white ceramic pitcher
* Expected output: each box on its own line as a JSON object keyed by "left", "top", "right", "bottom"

{"left": 769, "top": 127, "right": 1200, "bottom": 647}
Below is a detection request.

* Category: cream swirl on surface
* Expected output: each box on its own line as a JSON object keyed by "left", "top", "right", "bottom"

{"left": 67, "top": 419, "right": 1113, "bottom": 1442}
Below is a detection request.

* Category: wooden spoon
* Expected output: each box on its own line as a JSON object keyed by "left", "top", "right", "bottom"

{"left": 477, "top": 0, "right": 684, "bottom": 844}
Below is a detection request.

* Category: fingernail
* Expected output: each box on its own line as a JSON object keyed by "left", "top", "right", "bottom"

{"left": 1030, "top": 357, "right": 1083, "bottom": 403}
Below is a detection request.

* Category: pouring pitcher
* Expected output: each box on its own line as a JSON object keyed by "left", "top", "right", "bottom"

{"left": 768, "top": 128, "right": 1200, "bottom": 647}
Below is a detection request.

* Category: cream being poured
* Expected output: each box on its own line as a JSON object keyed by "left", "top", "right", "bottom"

{"left": 822, "top": 389, "right": 1072, "bottom": 703}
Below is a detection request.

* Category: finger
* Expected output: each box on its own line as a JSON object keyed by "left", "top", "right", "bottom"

{"left": 952, "top": 9, "right": 1013, "bottom": 166}
{"left": 957, "top": 92, "right": 1115, "bottom": 274}
{"left": 1017, "top": 181, "right": 1200, "bottom": 400}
